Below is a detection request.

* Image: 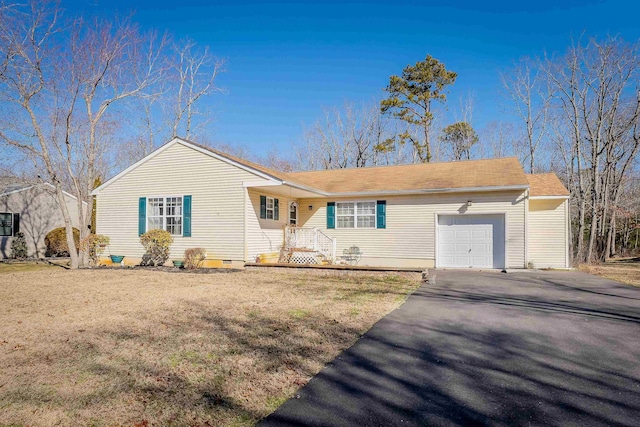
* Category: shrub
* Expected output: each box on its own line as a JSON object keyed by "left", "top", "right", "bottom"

{"left": 79, "top": 234, "right": 110, "bottom": 266}
{"left": 44, "top": 227, "right": 80, "bottom": 257}
{"left": 10, "top": 232, "right": 28, "bottom": 259}
{"left": 140, "top": 229, "right": 173, "bottom": 266}
{"left": 184, "top": 247, "right": 207, "bottom": 269}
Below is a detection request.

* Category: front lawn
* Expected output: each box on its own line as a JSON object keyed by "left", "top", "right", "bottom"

{"left": 0, "top": 261, "right": 62, "bottom": 274}
{"left": 579, "top": 257, "right": 640, "bottom": 287}
{"left": 0, "top": 268, "right": 419, "bottom": 426}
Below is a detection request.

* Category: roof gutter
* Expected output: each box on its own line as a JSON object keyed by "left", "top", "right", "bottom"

{"left": 529, "top": 195, "right": 570, "bottom": 200}
{"left": 315, "top": 184, "right": 530, "bottom": 198}
{"left": 247, "top": 182, "right": 530, "bottom": 197}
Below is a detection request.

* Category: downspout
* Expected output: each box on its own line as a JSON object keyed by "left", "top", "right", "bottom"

{"left": 243, "top": 188, "right": 248, "bottom": 262}
{"left": 565, "top": 199, "right": 570, "bottom": 268}
{"left": 524, "top": 189, "right": 529, "bottom": 269}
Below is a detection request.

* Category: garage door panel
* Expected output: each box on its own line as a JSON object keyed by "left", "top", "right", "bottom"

{"left": 440, "top": 229, "right": 454, "bottom": 239}
{"left": 440, "top": 243, "right": 455, "bottom": 254}
{"left": 455, "top": 230, "right": 471, "bottom": 239}
{"left": 437, "top": 214, "right": 505, "bottom": 269}
{"left": 471, "top": 243, "right": 490, "bottom": 253}
{"left": 471, "top": 229, "right": 490, "bottom": 239}
{"left": 454, "top": 243, "right": 470, "bottom": 253}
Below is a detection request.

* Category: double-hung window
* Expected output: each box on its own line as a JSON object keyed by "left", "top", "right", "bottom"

{"left": 266, "top": 196, "right": 275, "bottom": 220}
{"left": 259, "top": 195, "right": 279, "bottom": 221}
{"left": 0, "top": 213, "right": 12, "bottom": 236}
{"left": 147, "top": 196, "right": 183, "bottom": 235}
{"left": 336, "top": 201, "right": 376, "bottom": 229}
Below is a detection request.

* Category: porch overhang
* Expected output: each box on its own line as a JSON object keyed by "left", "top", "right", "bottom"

{"left": 242, "top": 179, "right": 327, "bottom": 198}
{"left": 243, "top": 180, "right": 530, "bottom": 199}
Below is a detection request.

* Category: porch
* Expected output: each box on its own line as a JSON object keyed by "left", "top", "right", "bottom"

{"left": 278, "top": 226, "right": 337, "bottom": 264}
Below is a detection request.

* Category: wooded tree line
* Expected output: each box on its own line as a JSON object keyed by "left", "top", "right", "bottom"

{"left": 1, "top": 1, "right": 638, "bottom": 265}
{"left": 293, "top": 38, "right": 640, "bottom": 263}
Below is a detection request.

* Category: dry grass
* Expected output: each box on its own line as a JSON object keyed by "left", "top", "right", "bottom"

{"left": 0, "top": 261, "right": 62, "bottom": 274}
{"left": 0, "top": 268, "right": 419, "bottom": 426}
{"left": 579, "top": 257, "right": 640, "bottom": 287}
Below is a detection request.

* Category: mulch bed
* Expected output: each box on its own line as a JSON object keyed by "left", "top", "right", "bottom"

{"left": 94, "top": 265, "right": 244, "bottom": 274}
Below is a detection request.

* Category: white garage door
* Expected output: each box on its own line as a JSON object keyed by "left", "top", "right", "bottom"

{"left": 437, "top": 214, "right": 505, "bottom": 269}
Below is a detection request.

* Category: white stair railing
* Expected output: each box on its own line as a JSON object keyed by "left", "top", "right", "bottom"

{"left": 284, "top": 226, "right": 336, "bottom": 262}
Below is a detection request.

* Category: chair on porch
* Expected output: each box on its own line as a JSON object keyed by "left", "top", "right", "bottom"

{"left": 342, "top": 246, "right": 362, "bottom": 265}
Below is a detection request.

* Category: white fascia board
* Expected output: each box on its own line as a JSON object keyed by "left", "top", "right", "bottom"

{"left": 282, "top": 181, "right": 329, "bottom": 196}
{"left": 529, "top": 195, "right": 570, "bottom": 200}
{"left": 92, "top": 137, "right": 283, "bottom": 195}
{"left": 242, "top": 180, "right": 282, "bottom": 188}
{"left": 242, "top": 179, "right": 328, "bottom": 196}
{"left": 1, "top": 183, "right": 88, "bottom": 205}
{"left": 0, "top": 185, "right": 34, "bottom": 197}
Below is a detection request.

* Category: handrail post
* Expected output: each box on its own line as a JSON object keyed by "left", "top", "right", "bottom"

{"left": 313, "top": 227, "right": 318, "bottom": 251}
{"left": 332, "top": 238, "right": 337, "bottom": 261}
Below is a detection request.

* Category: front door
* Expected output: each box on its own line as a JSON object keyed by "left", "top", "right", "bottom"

{"left": 289, "top": 202, "right": 298, "bottom": 226}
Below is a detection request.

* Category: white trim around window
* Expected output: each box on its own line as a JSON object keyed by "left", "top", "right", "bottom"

{"left": 147, "top": 196, "right": 184, "bottom": 236}
{"left": 336, "top": 201, "right": 376, "bottom": 229}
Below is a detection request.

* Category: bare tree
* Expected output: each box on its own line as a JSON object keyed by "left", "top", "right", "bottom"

{"left": 479, "top": 121, "right": 519, "bottom": 159}
{"left": 297, "top": 100, "right": 398, "bottom": 170}
{"left": 169, "top": 38, "right": 224, "bottom": 139}
{"left": 542, "top": 36, "right": 640, "bottom": 262}
{"left": 120, "top": 37, "right": 225, "bottom": 165}
{"left": 501, "top": 57, "right": 551, "bottom": 173}
{"left": 0, "top": 1, "right": 166, "bottom": 268}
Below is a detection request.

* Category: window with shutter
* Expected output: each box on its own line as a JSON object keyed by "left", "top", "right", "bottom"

{"left": 143, "top": 196, "right": 185, "bottom": 236}
{"left": 260, "top": 195, "right": 280, "bottom": 221}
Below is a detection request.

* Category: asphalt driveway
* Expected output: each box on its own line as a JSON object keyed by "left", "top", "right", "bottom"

{"left": 259, "top": 270, "right": 640, "bottom": 427}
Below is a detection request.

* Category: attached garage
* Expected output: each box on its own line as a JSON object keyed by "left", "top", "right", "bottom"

{"left": 437, "top": 214, "right": 506, "bottom": 269}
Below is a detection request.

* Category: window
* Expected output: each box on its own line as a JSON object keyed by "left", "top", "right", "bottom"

{"left": 147, "top": 196, "right": 183, "bottom": 235}
{"left": 336, "top": 202, "right": 376, "bottom": 229}
{"left": 0, "top": 213, "right": 12, "bottom": 236}
{"left": 259, "top": 195, "right": 279, "bottom": 221}
{"left": 266, "top": 196, "right": 275, "bottom": 220}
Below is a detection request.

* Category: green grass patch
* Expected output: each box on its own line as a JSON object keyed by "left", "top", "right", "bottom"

{"left": 0, "top": 261, "right": 61, "bottom": 274}
{"left": 288, "top": 308, "right": 310, "bottom": 319}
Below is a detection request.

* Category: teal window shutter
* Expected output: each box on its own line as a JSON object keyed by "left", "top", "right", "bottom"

{"left": 12, "top": 213, "right": 20, "bottom": 235}
{"left": 260, "top": 195, "right": 266, "bottom": 219}
{"left": 376, "top": 200, "right": 386, "bottom": 229}
{"left": 138, "top": 197, "right": 146, "bottom": 236}
{"left": 327, "top": 202, "right": 335, "bottom": 229}
{"left": 183, "top": 195, "right": 192, "bottom": 237}
{"left": 274, "top": 198, "right": 279, "bottom": 220}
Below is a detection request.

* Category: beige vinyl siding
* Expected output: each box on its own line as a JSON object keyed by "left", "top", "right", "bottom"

{"left": 1, "top": 187, "right": 82, "bottom": 258}
{"left": 245, "top": 189, "right": 291, "bottom": 261}
{"left": 298, "top": 191, "right": 527, "bottom": 268}
{"left": 528, "top": 199, "right": 568, "bottom": 268}
{"left": 96, "top": 143, "right": 272, "bottom": 261}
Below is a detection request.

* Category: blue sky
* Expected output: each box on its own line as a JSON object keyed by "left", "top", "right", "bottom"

{"left": 65, "top": 0, "right": 640, "bottom": 157}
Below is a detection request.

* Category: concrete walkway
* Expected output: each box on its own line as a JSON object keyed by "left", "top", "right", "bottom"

{"left": 259, "top": 270, "right": 640, "bottom": 427}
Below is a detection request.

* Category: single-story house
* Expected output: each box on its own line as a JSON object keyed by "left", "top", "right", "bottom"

{"left": 1, "top": 181, "right": 84, "bottom": 258}
{"left": 92, "top": 137, "right": 570, "bottom": 269}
